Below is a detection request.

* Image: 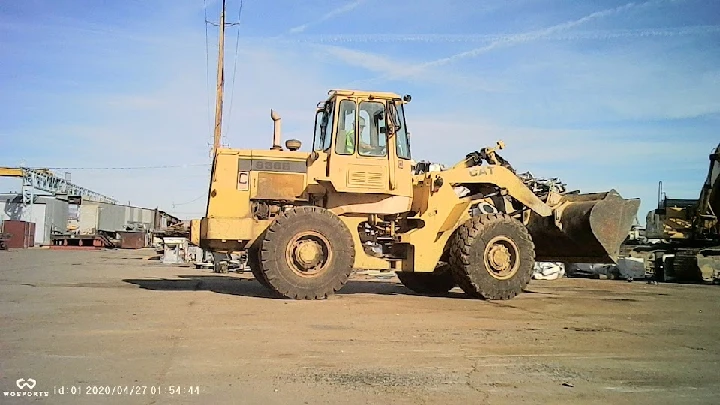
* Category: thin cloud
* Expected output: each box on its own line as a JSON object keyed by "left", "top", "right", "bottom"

{"left": 262, "top": 25, "right": 720, "bottom": 44}
{"left": 288, "top": 0, "right": 366, "bottom": 34}
{"left": 319, "top": 45, "right": 405, "bottom": 73}
{"left": 349, "top": 0, "right": 684, "bottom": 82}
{"left": 415, "top": 0, "right": 663, "bottom": 70}
{"left": 315, "top": 44, "right": 504, "bottom": 92}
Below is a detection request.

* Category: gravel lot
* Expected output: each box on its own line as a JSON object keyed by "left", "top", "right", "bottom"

{"left": 1, "top": 248, "right": 719, "bottom": 404}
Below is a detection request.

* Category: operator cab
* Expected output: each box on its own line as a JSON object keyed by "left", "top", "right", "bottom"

{"left": 307, "top": 89, "right": 414, "bottom": 198}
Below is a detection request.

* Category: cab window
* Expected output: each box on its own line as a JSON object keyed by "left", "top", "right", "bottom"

{"left": 313, "top": 101, "right": 334, "bottom": 151}
{"left": 394, "top": 103, "right": 411, "bottom": 160}
{"left": 335, "top": 100, "right": 357, "bottom": 155}
{"left": 358, "top": 101, "right": 387, "bottom": 157}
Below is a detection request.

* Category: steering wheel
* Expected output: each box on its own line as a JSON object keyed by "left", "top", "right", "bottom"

{"left": 363, "top": 144, "right": 386, "bottom": 155}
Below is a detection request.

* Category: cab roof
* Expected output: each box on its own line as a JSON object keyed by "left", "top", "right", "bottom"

{"left": 327, "top": 89, "right": 403, "bottom": 100}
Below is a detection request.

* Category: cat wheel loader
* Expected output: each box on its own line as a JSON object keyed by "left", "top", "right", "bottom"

{"left": 191, "top": 89, "right": 640, "bottom": 300}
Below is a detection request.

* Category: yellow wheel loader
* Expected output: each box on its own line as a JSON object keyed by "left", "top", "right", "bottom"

{"left": 191, "top": 89, "right": 640, "bottom": 300}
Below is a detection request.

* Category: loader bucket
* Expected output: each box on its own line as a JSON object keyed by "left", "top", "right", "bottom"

{"left": 526, "top": 190, "right": 641, "bottom": 264}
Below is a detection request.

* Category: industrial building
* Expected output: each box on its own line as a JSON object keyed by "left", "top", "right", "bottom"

{"left": 76, "top": 200, "right": 180, "bottom": 235}
{"left": 0, "top": 194, "right": 69, "bottom": 245}
{"left": 0, "top": 167, "right": 182, "bottom": 248}
{"left": 1, "top": 192, "right": 182, "bottom": 247}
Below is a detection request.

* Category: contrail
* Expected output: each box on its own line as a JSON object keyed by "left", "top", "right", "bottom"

{"left": 417, "top": 0, "right": 643, "bottom": 70}
{"left": 374, "top": 0, "right": 684, "bottom": 80}
{"left": 259, "top": 25, "right": 720, "bottom": 44}
{"left": 288, "top": 0, "right": 366, "bottom": 34}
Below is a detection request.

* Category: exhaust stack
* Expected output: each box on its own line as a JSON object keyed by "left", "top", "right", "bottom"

{"left": 271, "top": 109, "right": 282, "bottom": 150}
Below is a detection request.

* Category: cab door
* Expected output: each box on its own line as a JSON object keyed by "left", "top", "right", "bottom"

{"left": 386, "top": 100, "right": 414, "bottom": 198}
{"left": 328, "top": 97, "right": 392, "bottom": 194}
{"left": 306, "top": 100, "right": 333, "bottom": 195}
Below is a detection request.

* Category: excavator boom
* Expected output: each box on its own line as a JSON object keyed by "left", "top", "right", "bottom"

{"left": 696, "top": 143, "right": 720, "bottom": 229}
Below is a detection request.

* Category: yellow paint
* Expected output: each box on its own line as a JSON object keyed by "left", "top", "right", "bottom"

{"left": 0, "top": 167, "right": 24, "bottom": 177}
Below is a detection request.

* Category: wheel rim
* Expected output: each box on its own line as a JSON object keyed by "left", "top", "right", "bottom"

{"left": 285, "top": 231, "right": 332, "bottom": 278}
{"left": 483, "top": 235, "right": 520, "bottom": 280}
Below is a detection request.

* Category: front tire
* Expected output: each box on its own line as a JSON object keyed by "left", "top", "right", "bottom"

{"left": 450, "top": 213, "right": 535, "bottom": 300}
{"left": 259, "top": 206, "right": 355, "bottom": 299}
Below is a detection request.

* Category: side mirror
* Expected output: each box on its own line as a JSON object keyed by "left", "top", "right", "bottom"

{"left": 393, "top": 110, "right": 402, "bottom": 130}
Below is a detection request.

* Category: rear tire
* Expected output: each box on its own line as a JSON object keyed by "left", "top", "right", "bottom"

{"left": 397, "top": 264, "right": 456, "bottom": 295}
{"left": 450, "top": 213, "right": 535, "bottom": 300}
{"left": 247, "top": 245, "right": 272, "bottom": 289}
{"left": 259, "top": 206, "right": 355, "bottom": 299}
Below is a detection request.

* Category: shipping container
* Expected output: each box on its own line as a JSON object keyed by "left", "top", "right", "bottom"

{"left": 2, "top": 220, "right": 35, "bottom": 248}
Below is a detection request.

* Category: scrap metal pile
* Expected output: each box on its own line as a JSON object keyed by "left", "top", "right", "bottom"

{"left": 154, "top": 222, "right": 190, "bottom": 238}
{"left": 517, "top": 171, "right": 569, "bottom": 201}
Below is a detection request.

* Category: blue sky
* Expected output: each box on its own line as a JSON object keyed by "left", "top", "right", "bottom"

{"left": 1, "top": 0, "right": 718, "bottom": 223}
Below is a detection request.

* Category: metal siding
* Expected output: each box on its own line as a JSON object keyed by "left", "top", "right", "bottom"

{"left": 29, "top": 205, "right": 46, "bottom": 245}
{"left": 123, "top": 206, "right": 148, "bottom": 230}
{"left": 52, "top": 198, "right": 69, "bottom": 236}
{"left": 141, "top": 209, "right": 154, "bottom": 230}
{"left": 78, "top": 204, "right": 99, "bottom": 234}
{"left": 38, "top": 197, "right": 68, "bottom": 245}
{"left": 97, "top": 202, "right": 126, "bottom": 232}
{"left": 125, "top": 206, "right": 141, "bottom": 224}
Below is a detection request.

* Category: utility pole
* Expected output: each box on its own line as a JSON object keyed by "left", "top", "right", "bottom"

{"left": 212, "top": 0, "right": 226, "bottom": 156}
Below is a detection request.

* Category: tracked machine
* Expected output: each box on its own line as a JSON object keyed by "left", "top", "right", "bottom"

{"left": 192, "top": 89, "right": 640, "bottom": 299}
{"left": 624, "top": 143, "right": 720, "bottom": 283}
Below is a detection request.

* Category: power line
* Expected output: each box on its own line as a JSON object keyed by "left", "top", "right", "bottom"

{"left": 204, "top": 0, "right": 243, "bottom": 153}
{"left": 172, "top": 193, "right": 207, "bottom": 207}
{"left": 224, "top": 0, "right": 244, "bottom": 142}
{"left": 165, "top": 211, "right": 205, "bottom": 215}
{"left": 204, "top": 0, "right": 213, "bottom": 141}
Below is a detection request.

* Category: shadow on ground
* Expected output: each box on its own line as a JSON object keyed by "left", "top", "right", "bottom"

{"left": 122, "top": 274, "right": 474, "bottom": 300}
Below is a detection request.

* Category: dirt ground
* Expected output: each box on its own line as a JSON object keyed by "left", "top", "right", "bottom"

{"left": 1, "top": 248, "right": 719, "bottom": 405}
